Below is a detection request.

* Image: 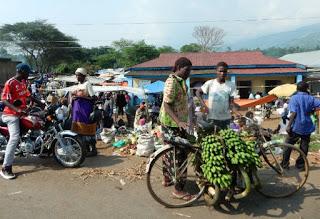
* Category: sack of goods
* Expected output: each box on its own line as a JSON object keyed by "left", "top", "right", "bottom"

{"left": 100, "top": 128, "right": 116, "bottom": 144}
{"left": 136, "top": 134, "right": 155, "bottom": 157}
{"left": 135, "top": 121, "right": 152, "bottom": 133}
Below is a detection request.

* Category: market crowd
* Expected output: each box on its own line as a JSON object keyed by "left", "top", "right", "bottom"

{"left": 0, "top": 60, "right": 319, "bottom": 184}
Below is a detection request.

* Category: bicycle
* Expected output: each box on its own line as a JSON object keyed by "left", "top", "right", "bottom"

{"left": 146, "top": 125, "right": 254, "bottom": 208}
{"left": 238, "top": 115, "right": 310, "bottom": 198}
{"left": 146, "top": 117, "right": 309, "bottom": 208}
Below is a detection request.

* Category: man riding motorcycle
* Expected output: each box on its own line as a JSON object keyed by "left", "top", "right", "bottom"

{"left": 0, "top": 63, "right": 43, "bottom": 180}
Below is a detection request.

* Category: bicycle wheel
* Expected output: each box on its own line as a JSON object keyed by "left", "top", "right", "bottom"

{"left": 255, "top": 143, "right": 309, "bottom": 198}
{"left": 146, "top": 146, "right": 205, "bottom": 208}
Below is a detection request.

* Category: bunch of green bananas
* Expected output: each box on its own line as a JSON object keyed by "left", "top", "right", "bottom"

{"left": 200, "top": 129, "right": 261, "bottom": 189}
{"left": 219, "top": 129, "right": 261, "bottom": 169}
{"left": 200, "top": 135, "right": 232, "bottom": 189}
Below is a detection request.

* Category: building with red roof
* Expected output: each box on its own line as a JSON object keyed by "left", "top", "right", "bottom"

{"left": 127, "top": 51, "right": 306, "bottom": 98}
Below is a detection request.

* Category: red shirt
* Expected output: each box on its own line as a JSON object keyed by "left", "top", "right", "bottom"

{"left": 1, "top": 77, "right": 30, "bottom": 116}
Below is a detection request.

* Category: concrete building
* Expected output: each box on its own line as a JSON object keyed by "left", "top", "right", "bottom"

{"left": 127, "top": 51, "right": 306, "bottom": 98}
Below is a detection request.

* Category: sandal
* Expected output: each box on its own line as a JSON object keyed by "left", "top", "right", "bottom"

{"left": 172, "top": 191, "right": 195, "bottom": 201}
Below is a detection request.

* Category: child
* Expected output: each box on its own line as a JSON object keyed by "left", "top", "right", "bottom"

{"left": 230, "top": 116, "right": 240, "bottom": 132}
{"left": 55, "top": 98, "right": 69, "bottom": 122}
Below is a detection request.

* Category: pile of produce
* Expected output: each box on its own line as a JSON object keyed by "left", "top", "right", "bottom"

{"left": 200, "top": 129, "right": 261, "bottom": 189}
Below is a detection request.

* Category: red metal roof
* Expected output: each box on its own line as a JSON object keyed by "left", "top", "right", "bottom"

{"left": 132, "top": 51, "right": 296, "bottom": 68}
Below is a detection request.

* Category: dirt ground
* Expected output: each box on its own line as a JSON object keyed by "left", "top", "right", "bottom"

{"left": 1, "top": 113, "right": 320, "bottom": 219}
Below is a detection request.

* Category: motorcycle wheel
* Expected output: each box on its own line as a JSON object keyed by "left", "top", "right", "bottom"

{"left": 53, "top": 135, "right": 86, "bottom": 168}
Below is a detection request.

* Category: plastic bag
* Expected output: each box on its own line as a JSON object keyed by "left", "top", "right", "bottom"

{"left": 113, "top": 140, "right": 126, "bottom": 148}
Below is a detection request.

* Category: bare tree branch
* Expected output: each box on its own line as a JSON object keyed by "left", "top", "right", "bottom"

{"left": 192, "top": 25, "right": 226, "bottom": 52}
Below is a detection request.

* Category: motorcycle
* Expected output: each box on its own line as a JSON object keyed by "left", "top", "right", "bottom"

{"left": 0, "top": 106, "right": 86, "bottom": 168}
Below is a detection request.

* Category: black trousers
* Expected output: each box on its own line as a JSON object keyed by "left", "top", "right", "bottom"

{"left": 117, "top": 106, "right": 124, "bottom": 115}
{"left": 282, "top": 131, "right": 310, "bottom": 168}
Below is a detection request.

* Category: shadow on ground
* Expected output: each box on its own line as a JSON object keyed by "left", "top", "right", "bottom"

{"left": 211, "top": 182, "right": 320, "bottom": 218}
{"left": 7, "top": 152, "right": 124, "bottom": 177}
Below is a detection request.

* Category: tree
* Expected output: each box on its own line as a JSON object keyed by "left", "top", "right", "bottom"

{"left": 0, "top": 47, "right": 10, "bottom": 58}
{"left": 238, "top": 46, "right": 320, "bottom": 58}
{"left": 84, "top": 46, "right": 114, "bottom": 57}
{"left": 180, "top": 43, "right": 202, "bottom": 53}
{"left": 158, "top": 45, "right": 177, "bottom": 53}
{"left": 112, "top": 39, "right": 134, "bottom": 50}
{"left": 94, "top": 51, "right": 118, "bottom": 69}
{"left": 0, "top": 20, "right": 82, "bottom": 72}
{"left": 112, "top": 39, "right": 160, "bottom": 67}
{"left": 122, "top": 40, "right": 160, "bottom": 67}
{"left": 54, "top": 61, "right": 100, "bottom": 75}
{"left": 192, "top": 25, "right": 225, "bottom": 52}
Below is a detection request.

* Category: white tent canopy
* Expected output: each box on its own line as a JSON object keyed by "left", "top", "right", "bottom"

{"left": 54, "top": 75, "right": 107, "bottom": 84}
{"left": 58, "top": 85, "right": 145, "bottom": 97}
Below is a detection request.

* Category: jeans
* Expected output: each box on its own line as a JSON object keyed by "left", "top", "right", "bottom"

{"left": 282, "top": 131, "right": 310, "bottom": 168}
{"left": 1, "top": 115, "right": 20, "bottom": 167}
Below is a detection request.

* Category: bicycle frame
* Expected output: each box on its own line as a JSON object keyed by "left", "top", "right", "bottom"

{"left": 146, "top": 142, "right": 201, "bottom": 175}
{"left": 243, "top": 116, "right": 285, "bottom": 175}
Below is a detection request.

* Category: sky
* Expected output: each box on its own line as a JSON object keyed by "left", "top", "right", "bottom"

{"left": 0, "top": 0, "right": 320, "bottom": 49}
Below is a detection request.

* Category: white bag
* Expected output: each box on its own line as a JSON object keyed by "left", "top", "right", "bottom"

{"left": 135, "top": 121, "right": 152, "bottom": 133}
{"left": 100, "top": 128, "right": 115, "bottom": 144}
{"left": 136, "top": 134, "right": 155, "bottom": 157}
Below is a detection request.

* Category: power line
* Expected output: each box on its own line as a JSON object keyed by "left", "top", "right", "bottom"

{"left": 97, "top": 16, "right": 320, "bottom": 25}
{"left": 1, "top": 16, "right": 320, "bottom": 26}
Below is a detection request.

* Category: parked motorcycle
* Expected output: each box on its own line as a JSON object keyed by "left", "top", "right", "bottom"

{"left": 0, "top": 106, "right": 86, "bottom": 168}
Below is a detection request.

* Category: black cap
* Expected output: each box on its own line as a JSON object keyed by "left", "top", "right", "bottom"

{"left": 16, "top": 63, "right": 32, "bottom": 74}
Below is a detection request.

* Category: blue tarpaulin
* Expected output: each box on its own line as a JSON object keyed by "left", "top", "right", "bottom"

{"left": 143, "top": 81, "right": 165, "bottom": 93}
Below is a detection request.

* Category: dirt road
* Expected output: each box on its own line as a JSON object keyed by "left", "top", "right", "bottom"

{"left": 1, "top": 146, "right": 320, "bottom": 219}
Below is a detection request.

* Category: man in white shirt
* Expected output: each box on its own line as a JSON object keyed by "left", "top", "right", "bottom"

{"left": 196, "top": 62, "right": 238, "bottom": 130}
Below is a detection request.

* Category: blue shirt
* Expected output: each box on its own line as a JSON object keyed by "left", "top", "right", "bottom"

{"left": 289, "top": 92, "right": 320, "bottom": 135}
